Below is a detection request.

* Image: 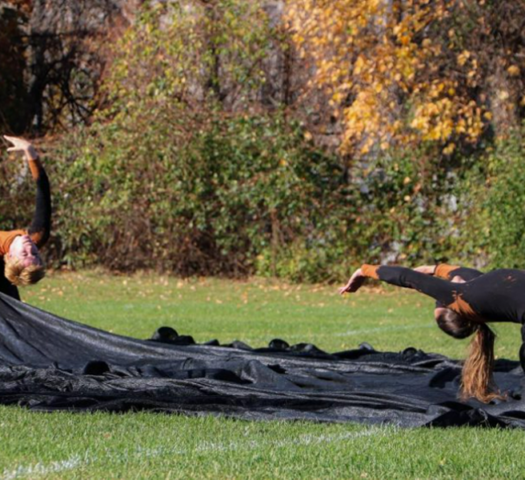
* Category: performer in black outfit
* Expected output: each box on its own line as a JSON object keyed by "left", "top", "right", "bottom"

{"left": 339, "top": 263, "right": 525, "bottom": 403}
{"left": 0, "top": 136, "right": 51, "bottom": 300}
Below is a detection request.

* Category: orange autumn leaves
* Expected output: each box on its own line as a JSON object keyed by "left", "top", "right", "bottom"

{"left": 286, "top": 0, "right": 490, "bottom": 156}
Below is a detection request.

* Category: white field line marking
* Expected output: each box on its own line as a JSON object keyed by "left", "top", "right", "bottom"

{"left": 334, "top": 323, "right": 434, "bottom": 337}
{"left": 2, "top": 427, "right": 389, "bottom": 479}
{"left": 1, "top": 456, "right": 85, "bottom": 480}
{"left": 238, "top": 323, "right": 435, "bottom": 344}
{"left": 135, "top": 427, "right": 385, "bottom": 457}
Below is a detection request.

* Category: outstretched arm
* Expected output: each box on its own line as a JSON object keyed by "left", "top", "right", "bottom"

{"left": 4, "top": 136, "right": 51, "bottom": 247}
{"left": 339, "top": 264, "right": 462, "bottom": 307}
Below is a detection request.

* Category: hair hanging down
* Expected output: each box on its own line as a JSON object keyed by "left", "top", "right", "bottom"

{"left": 436, "top": 309, "right": 501, "bottom": 403}
{"left": 4, "top": 258, "right": 46, "bottom": 287}
{"left": 461, "top": 323, "right": 500, "bottom": 403}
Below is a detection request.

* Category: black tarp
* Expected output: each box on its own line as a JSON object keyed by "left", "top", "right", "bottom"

{"left": 1, "top": 293, "right": 525, "bottom": 428}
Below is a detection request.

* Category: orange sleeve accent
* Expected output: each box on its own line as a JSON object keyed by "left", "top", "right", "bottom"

{"left": 0, "top": 230, "right": 27, "bottom": 256}
{"left": 27, "top": 157, "right": 43, "bottom": 181}
{"left": 434, "top": 264, "right": 461, "bottom": 280}
{"left": 361, "top": 264, "right": 380, "bottom": 280}
{"left": 448, "top": 294, "right": 477, "bottom": 319}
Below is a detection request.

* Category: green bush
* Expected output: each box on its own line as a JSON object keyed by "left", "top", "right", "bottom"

{"left": 470, "top": 129, "right": 525, "bottom": 269}
{"left": 43, "top": 108, "right": 346, "bottom": 278}
{"left": 34, "top": 0, "right": 355, "bottom": 281}
{"left": 4, "top": 116, "right": 507, "bottom": 282}
{"left": 2, "top": 120, "right": 490, "bottom": 282}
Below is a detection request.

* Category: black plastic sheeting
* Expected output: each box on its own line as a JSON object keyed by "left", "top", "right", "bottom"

{"left": 1, "top": 293, "right": 525, "bottom": 428}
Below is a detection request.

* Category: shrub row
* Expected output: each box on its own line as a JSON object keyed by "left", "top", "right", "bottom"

{"left": 4, "top": 111, "right": 523, "bottom": 281}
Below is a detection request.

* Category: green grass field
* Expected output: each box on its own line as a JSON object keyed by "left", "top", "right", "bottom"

{"left": 1, "top": 271, "right": 525, "bottom": 479}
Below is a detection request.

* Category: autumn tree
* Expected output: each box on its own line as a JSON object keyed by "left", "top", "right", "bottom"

{"left": 0, "top": 0, "right": 134, "bottom": 135}
{"left": 287, "top": 0, "right": 525, "bottom": 157}
{"left": 102, "top": 0, "right": 284, "bottom": 119}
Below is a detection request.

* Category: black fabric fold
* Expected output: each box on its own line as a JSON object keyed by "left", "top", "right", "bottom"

{"left": 0, "top": 293, "right": 524, "bottom": 428}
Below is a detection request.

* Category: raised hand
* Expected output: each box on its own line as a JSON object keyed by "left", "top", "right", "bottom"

{"left": 3, "top": 135, "right": 37, "bottom": 159}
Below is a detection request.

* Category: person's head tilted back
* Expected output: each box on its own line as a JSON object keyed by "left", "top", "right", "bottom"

{"left": 4, "top": 234, "right": 45, "bottom": 286}
{"left": 2, "top": 135, "right": 51, "bottom": 290}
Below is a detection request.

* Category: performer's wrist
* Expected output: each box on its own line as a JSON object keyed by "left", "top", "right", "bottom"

{"left": 25, "top": 145, "right": 38, "bottom": 161}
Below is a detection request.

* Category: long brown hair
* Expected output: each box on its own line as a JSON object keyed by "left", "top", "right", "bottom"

{"left": 436, "top": 309, "right": 501, "bottom": 403}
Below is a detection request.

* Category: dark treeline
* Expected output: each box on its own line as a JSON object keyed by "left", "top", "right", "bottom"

{"left": 1, "top": 0, "right": 525, "bottom": 281}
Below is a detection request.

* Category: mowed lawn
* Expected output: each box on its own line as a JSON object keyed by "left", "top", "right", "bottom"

{"left": 1, "top": 271, "right": 524, "bottom": 479}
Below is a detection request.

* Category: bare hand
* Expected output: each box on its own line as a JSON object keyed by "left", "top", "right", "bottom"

{"left": 3, "top": 135, "right": 37, "bottom": 158}
{"left": 338, "top": 268, "right": 366, "bottom": 295}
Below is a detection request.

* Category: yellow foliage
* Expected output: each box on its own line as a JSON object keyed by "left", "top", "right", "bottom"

{"left": 443, "top": 143, "right": 456, "bottom": 155}
{"left": 286, "top": 0, "right": 496, "bottom": 156}
{"left": 457, "top": 50, "right": 470, "bottom": 66}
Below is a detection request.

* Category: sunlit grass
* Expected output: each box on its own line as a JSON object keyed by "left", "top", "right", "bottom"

{"left": 0, "top": 271, "right": 522, "bottom": 479}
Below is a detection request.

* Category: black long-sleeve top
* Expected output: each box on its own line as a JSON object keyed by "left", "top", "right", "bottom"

{"left": 0, "top": 156, "right": 51, "bottom": 255}
{"left": 0, "top": 156, "right": 51, "bottom": 300}
{"left": 361, "top": 264, "right": 525, "bottom": 324}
